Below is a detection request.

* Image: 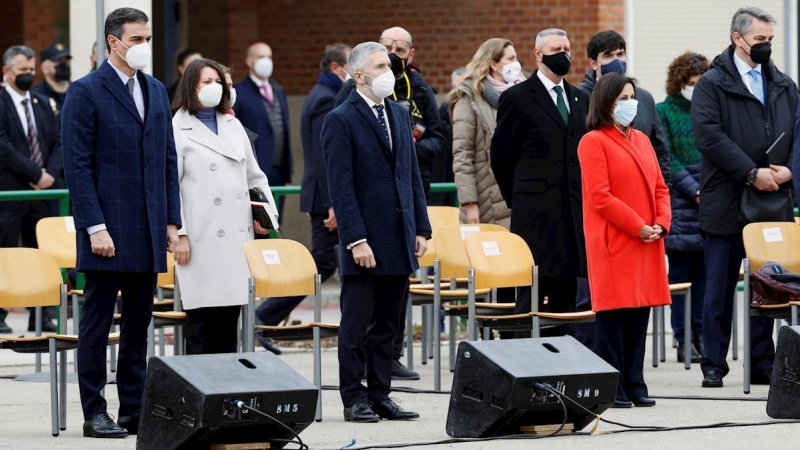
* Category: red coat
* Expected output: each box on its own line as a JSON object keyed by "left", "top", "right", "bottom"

{"left": 578, "top": 127, "right": 672, "bottom": 312}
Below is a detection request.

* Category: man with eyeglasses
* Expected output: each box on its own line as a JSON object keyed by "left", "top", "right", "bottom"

{"left": 335, "top": 26, "right": 446, "bottom": 382}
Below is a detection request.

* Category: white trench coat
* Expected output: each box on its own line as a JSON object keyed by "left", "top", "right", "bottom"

{"left": 172, "top": 108, "right": 277, "bottom": 310}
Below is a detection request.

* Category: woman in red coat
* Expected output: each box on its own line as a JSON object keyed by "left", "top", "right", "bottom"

{"left": 578, "top": 73, "right": 671, "bottom": 409}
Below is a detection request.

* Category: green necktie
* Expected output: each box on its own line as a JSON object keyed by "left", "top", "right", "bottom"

{"left": 553, "top": 85, "right": 569, "bottom": 124}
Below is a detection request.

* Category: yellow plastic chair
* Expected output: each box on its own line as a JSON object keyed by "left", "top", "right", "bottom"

{"left": 463, "top": 232, "right": 595, "bottom": 339}
{"left": 244, "top": 239, "right": 337, "bottom": 422}
{"left": 741, "top": 222, "right": 800, "bottom": 393}
{"left": 0, "top": 248, "right": 120, "bottom": 436}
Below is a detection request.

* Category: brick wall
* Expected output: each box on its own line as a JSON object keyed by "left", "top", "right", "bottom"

{"left": 188, "top": 0, "right": 626, "bottom": 94}
{"left": 0, "top": 0, "right": 62, "bottom": 84}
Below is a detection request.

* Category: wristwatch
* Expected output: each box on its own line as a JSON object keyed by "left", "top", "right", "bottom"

{"left": 746, "top": 168, "right": 759, "bottom": 185}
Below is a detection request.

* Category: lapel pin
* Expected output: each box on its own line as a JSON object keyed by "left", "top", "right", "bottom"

{"left": 574, "top": 97, "right": 578, "bottom": 102}
{"left": 33, "top": 98, "right": 39, "bottom": 104}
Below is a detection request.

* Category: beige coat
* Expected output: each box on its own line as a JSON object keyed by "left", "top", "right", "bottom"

{"left": 173, "top": 109, "right": 276, "bottom": 310}
{"left": 451, "top": 82, "right": 511, "bottom": 227}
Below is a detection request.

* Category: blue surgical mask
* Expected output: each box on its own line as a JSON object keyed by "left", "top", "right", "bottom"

{"left": 600, "top": 59, "right": 627, "bottom": 76}
{"left": 613, "top": 99, "right": 638, "bottom": 127}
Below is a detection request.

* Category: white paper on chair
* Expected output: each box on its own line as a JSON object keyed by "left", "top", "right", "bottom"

{"left": 460, "top": 225, "right": 480, "bottom": 239}
{"left": 763, "top": 227, "right": 783, "bottom": 243}
{"left": 64, "top": 216, "right": 75, "bottom": 233}
{"left": 482, "top": 241, "right": 500, "bottom": 256}
{"left": 261, "top": 249, "right": 281, "bottom": 265}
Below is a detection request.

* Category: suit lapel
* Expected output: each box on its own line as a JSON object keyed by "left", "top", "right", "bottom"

{"left": 564, "top": 83, "right": 581, "bottom": 135}
{"left": 177, "top": 110, "right": 238, "bottom": 161}
{"left": 140, "top": 72, "right": 157, "bottom": 133}
{"left": 246, "top": 77, "right": 271, "bottom": 126}
{"left": 385, "top": 102, "right": 404, "bottom": 163}
{"left": 1, "top": 91, "right": 26, "bottom": 139}
{"left": 351, "top": 93, "right": 392, "bottom": 151}
{"left": 530, "top": 73, "right": 567, "bottom": 131}
{"left": 99, "top": 61, "right": 143, "bottom": 125}
{"left": 604, "top": 127, "right": 655, "bottom": 195}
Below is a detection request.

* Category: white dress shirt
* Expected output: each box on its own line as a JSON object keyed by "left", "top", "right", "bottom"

{"left": 733, "top": 51, "right": 762, "bottom": 96}
{"left": 250, "top": 74, "right": 274, "bottom": 101}
{"left": 355, "top": 88, "right": 393, "bottom": 148}
{"left": 4, "top": 84, "right": 35, "bottom": 136}
{"left": 537, "top": 70, "right": 570, "bottom": 113}
{"left": 88, "top": 60, "right": 146, "bottom": 235}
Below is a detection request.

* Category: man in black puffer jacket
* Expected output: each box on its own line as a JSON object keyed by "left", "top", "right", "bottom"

{"left": 692, "top": 6, "right": 798, "bottom": 389}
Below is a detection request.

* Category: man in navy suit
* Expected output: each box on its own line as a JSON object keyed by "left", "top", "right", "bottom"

{"left": 322, "top": 42, "right": 431, "bottom": 423}
{"left": 0, "top": 45, "right": 63, "bottom": 334}
{"left": 233, "top": 42, "right": 292, "bottom": 207}
{"left": 255, "top": 43, "right": 351, "bottom": 353}
{"left": 61, "top": 7, "right": 180, "bottom": 438}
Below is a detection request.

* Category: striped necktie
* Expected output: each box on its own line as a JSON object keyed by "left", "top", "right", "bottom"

{"left": 21, "top": 99, "right": 42, "bottom": 167}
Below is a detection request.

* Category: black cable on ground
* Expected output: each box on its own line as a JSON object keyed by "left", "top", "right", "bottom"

{"left": 233, "top": 400, "right": 309, "bottom": 449}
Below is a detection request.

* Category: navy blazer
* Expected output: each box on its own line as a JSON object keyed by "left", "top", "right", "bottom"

{"left": 0, "top": 89, "right": 63, "bottom": 209}
{"left": 300, "top": 82, "right": 337, "bottom": 214}
{"left": 233, "top": 77, "right": 292, "bottom": 184}
{"left": 62, "top": 61, "right": 180, "bottom": 273}
{"left": 322, "top": 89, "right": 431, "bottom": 276}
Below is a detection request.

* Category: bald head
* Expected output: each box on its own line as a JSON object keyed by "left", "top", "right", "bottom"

{"left": 381, "top": 27, "right": 413, "bottom": 46}
{"left": 247, "top": 42, "right": 272, "bottom": 60}
{"left": 379, "top": 26, "right": 415, "bottom": 62}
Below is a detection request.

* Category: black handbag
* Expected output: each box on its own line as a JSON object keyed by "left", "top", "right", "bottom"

{"left": 738, "top": 186, "right": 794, "bottom": 225}
{"left": 249, "top": 187, "right": 282, "bottom": 237}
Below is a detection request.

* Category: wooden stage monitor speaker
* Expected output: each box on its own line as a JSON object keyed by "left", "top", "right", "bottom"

{"left": 446, "top": 336, "right": 618, "bottom": 438}
{"left": 137, "top": 352, "right": 318, "bottom": 450}
{"left": 768, "top": 325, "right": 800, "bottom": 419}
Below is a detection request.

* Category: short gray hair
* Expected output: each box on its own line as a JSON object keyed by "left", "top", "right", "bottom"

{"left": 348, "top": 42, "right": 387, "bottom": 78}
{"left": 535, "top": 28, "right": 568, "bottom": 48}
{"left": 3, "top": 45, "right": 35, "bottom": 67}
{"left": 731, "top": 6, "right": 777, "bottom": 42}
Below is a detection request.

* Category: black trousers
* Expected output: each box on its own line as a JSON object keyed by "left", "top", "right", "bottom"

{"left": 78, "top": 271, "right": 156, "bottom": 420}
{"left": 339, "top": 274, "right": 407, "bottom": 407}
{"left": 667, "top": 251, "right": 706, "bottom": 344}
{"left": 514, "top": 275, "right": 577, "bottom": 338}
{"left": 0, "top": 200, "right": 59, "bottom": 325}
{"left": 256, "top": 212, "right": 338, "bottom": 325}
{"left": 594, "top": 307, "right": 651, "bottom": 401}
{"left": 701, "top": 233, "right": 774, "bottom": 378}
{"left": 184, "top": 305, "right": 241, "bottom": 355}
{"left": 573, "top": 277, "right": 594, "bottom": 349}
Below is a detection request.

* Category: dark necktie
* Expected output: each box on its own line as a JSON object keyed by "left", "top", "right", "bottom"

{"left": 126, "top": 77, "right": 135, "bottom": 98}
{"left": 373, "top": 104, "right": 390, "bottom": 145}
{"left": 553, "top": 85, "right": 569, "bottom": 124}
{"left": 21, "top": 99, "right": 42, "bottom": 167}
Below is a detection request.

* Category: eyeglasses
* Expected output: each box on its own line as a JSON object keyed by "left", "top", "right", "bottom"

{"left": 380, "top": 38, "right": 412, "bottom": 52}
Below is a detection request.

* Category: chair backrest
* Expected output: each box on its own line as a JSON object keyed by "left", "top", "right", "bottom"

{"left": 244, "top": 239, "right": 317, "bottom": 298}
{"left": 743, "top": 222, "right": 800, "bottom": 272}
{"left": 157, "top": 252, "right": 176, "bottom": 288}
{"left": 35, "top": 216, "right": 77, "bottom": 269}
{"left": 464, "top": 231, "right": 534, "bottom": 290}
{"left": 434, "top": 224, "right": 509, "bottom": 279}
{"left": 427, "top": 206, "right": 460, "bottom": 233}
{"left": 0, "top": 248, "right": 62, "bottom": 308}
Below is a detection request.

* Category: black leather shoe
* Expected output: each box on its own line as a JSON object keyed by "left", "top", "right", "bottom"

{"left": 117, "top": 413, "right": 140, "bottom": 435}
{"left": 0, "top": 320, "right": 12, "bottom": 334}
{"left": 692, "top": 337, "right": 705, "bottom": 358}
{"left": 702, "top": 370, "right": 724, "bottom": 388}
{"left": 611, "top": 399, "right": 633, "bottom": 408}
{"left": 631, "top": 397, "right": 656, "bottom": 407}
{"left": 83, "top": 412, "right": 128, "bottom": 438}
{"left": 677, "top": 343, "right": 703, "bottom": 364}
{"left": 371, "top": 398, "right": 420, "bottom": 420}
{"left": 391, "top": 360, "right": 420, "bottom": 380}
{"left": 257, "top": 337, "right": 282, "bottom": 355}
{"left": 751, "top": 371, "right": 772, "bottom": 385}
{"left": 343, "top": 401, "right": 380, "bottom": 423}
{"left": 28, "top": 320, "right": 57, "bottom": 333}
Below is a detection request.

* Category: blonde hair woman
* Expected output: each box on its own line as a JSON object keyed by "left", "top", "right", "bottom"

{"left": 450, "top": 38, "right": 524, "bottom": 227}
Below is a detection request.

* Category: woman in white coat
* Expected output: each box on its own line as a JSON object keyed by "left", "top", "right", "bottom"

{"left": 171, "top": 58, "right": 277, "bottom": 355}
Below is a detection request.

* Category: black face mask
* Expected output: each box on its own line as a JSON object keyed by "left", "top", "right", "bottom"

{"left": 388, "top": 52, "right": 408, "bottom": 77}
{"left": 14, "top": 73, "right": 34, "bottom": 91}
{"left": 541, "top": 51, "right": 571, "bottom": 76}
{"left": 54, "top": 62, "right": 71, "bottom": 81}
{"left": 746, "top": 40, "right": 772, "bottom": 65}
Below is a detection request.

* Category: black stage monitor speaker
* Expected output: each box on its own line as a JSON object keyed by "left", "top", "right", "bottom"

{"left": 137, "top": 352, "right": 318, "bottom": 450}
{"left": 768, "top": 325, "right": 800, "bottom": 419}
{"left": 446, "top": 336, "right": 618, "bottom": 438}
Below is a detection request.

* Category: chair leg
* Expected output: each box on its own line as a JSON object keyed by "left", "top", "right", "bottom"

{"left": 428, "top": 305, "right": 435, "bottom": 360}
{"left": 174, "top": 325, "right": 183, "bottom": 356}
{"left": 147, "top": 319, "right": 155, "bottom": 359}
{"left": 652, "top": 307, "right": 659, "bottom": 368}
{"left": 743, "top": 262, "right": 750, "bottom": 394}
{"left": 313, "top": 327, "right": 322, "bottom": 422}
{"left": 35, "top": 306, "right": 42, "bottom": 373}
{"left": 158, "top": 329, "right": 166, "bottom": 356}
{"left": 405, "top": 296, "right": 414, "bottom": 371}
{"left": 732, "top": 292, "right": 739, "bottom": 361}
{"left": 49, "top": 339, "right": 59, "bottom": 437}
{"left": 59, "top": 349, "right": 67, "bottom": 431}
{"left": 72, "top": 294, "right": 80, "bottom": 373}
{"left": 109, "top": 324, "right": 117, "bottom": 372}
{"left": 792, "top": 305, "right": 798, "bottom": 326}
{"left": 659, "top": 306, "right": 666, "bottom": 363}
{"left": 421, "top": 304, "right": 428, "bottom": 365}
{"left": 684, "top": 289, "right": 691, "bottom": 370}
{"left": 449, "top": 315, "right": 456, "bottom": 372}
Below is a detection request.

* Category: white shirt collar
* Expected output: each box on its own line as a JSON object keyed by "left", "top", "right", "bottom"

{"left": 250, "top": 74, "right": 270, "bottom": 87}
{"left": 537, "top": 69, "right": 565, "bottom": 92}
{"left": 3, "top": 84, "right": 31, "bottom": 105}
{"left": 733, "top": 51, "right": 761, "bottom": 78}
{"left": 355, "top": 87, "right": 386, "bottom": 110}
{"left": 106, "top": 59, "right": 138, "bottom": 84}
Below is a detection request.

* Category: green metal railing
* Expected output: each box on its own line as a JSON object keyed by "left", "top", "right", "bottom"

{"left": 268, "top": 182, "right": 458, "bottom": 211}
{"left": 0, "top": 189, "right": 71, "bottom": 216}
